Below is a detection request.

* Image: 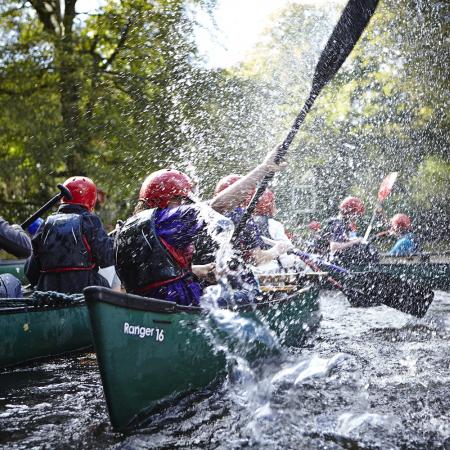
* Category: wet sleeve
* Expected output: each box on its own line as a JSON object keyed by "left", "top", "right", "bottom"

{"left": 83, "top": 215, "right": 115, "bottom": 268}
{"left": 0, "top": 217, "right": 32, "bottom": 258}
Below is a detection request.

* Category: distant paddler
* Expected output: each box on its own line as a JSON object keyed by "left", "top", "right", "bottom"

{"left": 114, "top": 146, "right": 287, "bottom": 306}
{"left": 387, "top": 214, "right": 420, "bottom": 256}
{"left": 320, "top": 196, "right": 378, "bottom": 267}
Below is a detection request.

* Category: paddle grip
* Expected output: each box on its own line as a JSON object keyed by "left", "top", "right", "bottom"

{"left": 21, "top": 184, "right": 73, "bottom": 230}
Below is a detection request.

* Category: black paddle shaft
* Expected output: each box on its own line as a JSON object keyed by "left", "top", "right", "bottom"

{"left": 21, "top": 184, "right": 73, "bottom": 230}
{"left": 232, "top": 0, "right": 379, "bottom": 241}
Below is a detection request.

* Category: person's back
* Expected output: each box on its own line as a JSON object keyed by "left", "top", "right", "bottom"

{"left": 0, "top": 216, "right": 32, "bottom": 297}
{"left": 25, "top": 177, "right": 113, "bottom": 294}
{"left": 116, "top": 196, "right": 205, "bottom": 306}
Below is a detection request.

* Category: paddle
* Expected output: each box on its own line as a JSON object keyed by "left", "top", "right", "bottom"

{"left": 294, "top": 250, "right": 433, "bottom": 318}
{"left": 21, "top": 184, "right": 73, "bottom": 230}
{"left": 232, "top": 0, "right": 379, "bottom": 241}
{"left": 363, "top": 172, "right": 398, "bottom": 241}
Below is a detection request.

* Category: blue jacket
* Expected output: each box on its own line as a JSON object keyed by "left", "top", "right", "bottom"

{"left": 389, "top": 232, "right": 419, "bottom": 256}
{"left": 25, "top": 204, "right": 114, "bottom": 293}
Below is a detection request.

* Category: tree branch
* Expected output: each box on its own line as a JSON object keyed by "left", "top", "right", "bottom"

{"left": 29, "top": 0, "right": 60, "bottom": 34}
{"left": 100, "top": 15, "right": 135, "bottom": 71}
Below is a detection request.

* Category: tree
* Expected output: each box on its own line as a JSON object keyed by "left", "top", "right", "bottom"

{"left": 0, "top": 0, "right": 213, "bottom": 221}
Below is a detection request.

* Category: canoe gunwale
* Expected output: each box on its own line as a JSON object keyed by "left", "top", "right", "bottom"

{"left": 84, "top": 285, "right": 317, "bottom": 315}
{"left": 0, "top": 300, "right": 86, "bottom": 316}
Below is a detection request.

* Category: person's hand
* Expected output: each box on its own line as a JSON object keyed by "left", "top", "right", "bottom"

{"left": 350, "top": 237, "right": 364, "bottom": 245}
{"left": 273, "top": 240, "right": 293, "bottom": 256}
{"left": 262, "top": 144, "right": 288, "bottom": 173}
{"left": 192, "top": 263, "right": 216, "bottom": 279}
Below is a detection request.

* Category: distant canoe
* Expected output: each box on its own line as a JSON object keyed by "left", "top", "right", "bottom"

{"left": 377, "top": 253, "right": 450, "bottom": 291}
{"left": 0, "top": 259, "right": 27, "bottom": 284}
{"left": 0, "top": 294, "right": 91, "bottom": 368}
{"left": 85, "top": 283, "right": 321, "bottom": 431}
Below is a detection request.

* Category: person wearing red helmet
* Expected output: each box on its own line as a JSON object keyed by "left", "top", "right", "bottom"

{"left": 316, "top": 195, "right": 374, "bottom": 266}
{"left": 25, "top": 176, "right": 114, "bottom": 293}
{"left": 388, "top": 213, "right": 419, "bottom": 256}
{"left": 115, "top": 146, "right": 287, "bottom": 306}
{"left": 213, "top": 178, "right": 292, "bottom": 268}
{"left": 251, "top": 188, "right": 307, "bottom": 273}
{"left": 328, "top": 196, "right": 366, "bottom": 253}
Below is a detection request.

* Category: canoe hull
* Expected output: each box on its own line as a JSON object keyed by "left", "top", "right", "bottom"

{"left": 0, "top": 259, "right": 27, "bottom": 284}
{"left": 0, "top": 301, "right": 92, "bottom": 368}
{"left": 85, "top": 285, "right": 320, "bottom": 430}
{"left": 377, "top": 254, "right": 450, "bottom": 291}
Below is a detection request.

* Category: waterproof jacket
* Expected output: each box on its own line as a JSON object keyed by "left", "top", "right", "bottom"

{"left": 0, "top": 217, "right": 32, "bottom": 258}
{"left": 25, "top": 204, "right": 113, "bottom": 293}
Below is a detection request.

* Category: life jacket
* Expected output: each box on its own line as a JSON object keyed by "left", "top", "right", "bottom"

{"left": 39, "top": 213, "right": 95, "bottom": 272}
{"left": 115, "top": 209, "right": 188, "bottom": 294}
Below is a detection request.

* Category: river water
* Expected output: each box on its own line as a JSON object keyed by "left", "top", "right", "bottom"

{"left": 1, "top": 291, "right": 449, "bottom": 449}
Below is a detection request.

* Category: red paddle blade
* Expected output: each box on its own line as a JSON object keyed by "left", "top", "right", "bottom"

{"left": 377, "top": 172, "right": 398, "bottom": 202}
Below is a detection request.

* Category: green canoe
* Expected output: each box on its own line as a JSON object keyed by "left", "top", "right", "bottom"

{"left": 0, "top": 259, "right": 27, "bottom": 284}
{"left": 377, "top": 253, "right": 450, "bottom": 291}
{"left": 85, "top": 282, "right": 321, "bottom": 431}
{"left": 0, "top": 293, "right": 92, "bottom": 368}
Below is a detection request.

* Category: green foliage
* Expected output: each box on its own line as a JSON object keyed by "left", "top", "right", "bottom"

{"left": 216, "top": 0, "right": 449, "bottom": 240}
{"left": 0, "top": 0, "right": 213, "bottom": 222}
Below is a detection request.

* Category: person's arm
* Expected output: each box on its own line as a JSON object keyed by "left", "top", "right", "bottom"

{"left": 192, "top": 263, "right": 215, "bottom": 279}
{"left": 210, "top": 145, "right": 287, "bottom": 213}
{"left": 330, "top": 238, "right": 362, "bottom": 254}
{"left": 251, "top": 241, "right": 292, "bottom": 265}
{"left": 84, "top": 215, "right": 115, "bottom": 268}
{"left": 0, "top": 217, "right": 32, "bottom": 258}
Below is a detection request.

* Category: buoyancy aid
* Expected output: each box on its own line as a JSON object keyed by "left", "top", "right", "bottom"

{"left": 39, "top": 213, "right": 95, "bottom": 272}
{"left": 115, "top": 209, "right": 188, "bottom": 294}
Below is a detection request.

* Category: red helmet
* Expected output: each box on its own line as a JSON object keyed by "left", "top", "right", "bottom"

{"left": 62, "top": 176, "right": 97, "bottom": 212}
{"left": 214, "top": 174, "right": 242, "bottom": 195}
{"left": 139, "top": 169, "right": 193, "bottom": 209}
{"left": 339, "top": 196, "right": 365, "bottom": 216}
{"left": 255, "top": 190, "right": 275, "bottom": 216}
{"left": 308, "top": 220, "right": 321, "bottom": 232}
{"left": 390, "top": 213, "right": 411, "bottom": 232}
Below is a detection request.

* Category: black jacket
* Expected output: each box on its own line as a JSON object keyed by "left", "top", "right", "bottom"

{"left": 25, "top": 204, "right": 114, "bottom": 293}
{"left": 0, "top": 217, "right": 32, "bottom": 258}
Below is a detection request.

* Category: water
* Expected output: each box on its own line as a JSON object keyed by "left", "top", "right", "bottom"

{"left": 1, "top": 291, "right": 449, "bottom": 449}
